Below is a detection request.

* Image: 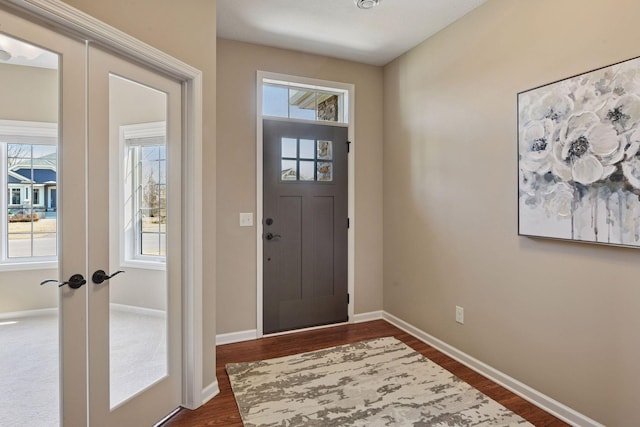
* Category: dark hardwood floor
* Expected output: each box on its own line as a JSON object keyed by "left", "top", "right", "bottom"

{"left": 162, "top": 320, "right": 569, "bottom": 426}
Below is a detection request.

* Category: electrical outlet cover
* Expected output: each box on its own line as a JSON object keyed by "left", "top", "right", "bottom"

{"left": 455, "top": 306, "right": 464, "bottom": 324}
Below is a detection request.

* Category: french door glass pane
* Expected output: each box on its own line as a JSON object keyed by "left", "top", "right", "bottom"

{"left": 0, "top": 33, "right": 60, "bottom": 427}
{"left": 109, "top": 74, "right": 168, "bottom": 408}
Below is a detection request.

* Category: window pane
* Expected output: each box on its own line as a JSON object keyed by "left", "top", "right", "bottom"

{"left": 159, "top": 233, "right": 167, "bottom": 256}
{"left": 263, "top": 84, "right": 289, "bottom": 118}
{"left": 289, "top": 89, "right": 316, "bottom": 120}
{"left": 299, "top": 139, "right": 315, "bottom": 159}
{"left": 141, "top": 208, "right": 160, "bottom": 232}
{"left": 158, "top": 161, "right": 166, "bottom": 185}
{"left": 141, "top": 232, "right": 160, "bottom": 256}
{"left": 299, "top": 161, "right": 315, "bottom": 181}
{"left": 6, "top": 143, "right": 57, "bottom": 260}
{"left": 317, "top": 140, "right": 333, "bottom": 160}
{"left": 317, "top": 93, "right": 339, "bottom": 122}
{"left": 318, "top": 162, "right": 333, "bottom": 182}
{"left": 11, "top": 188, "right": 21, "bottom": 204}
{"left": 33, "top": 233, "right": 56, "bottom": 257}
{"left": 8, "top": 143, "right": 32, "bottom": 164}
{"left": 8, "top": 234, "right": 31, "bottom": 258}
{"left": 158, "top": 185, "right": 167, "bottom": 209}
{"left": 142, "top": 184, "right": 159, "bottom": 210}
{"left": 263, "top": 82, "right": 346, "bottom": 123}
{"left": 142, "top": 145, "right": 160, "bottom": 161}
{"left": 32, "top": 145, "right": 57, "bottom": 158}
{"left": 281, "top": 138, "right": 297, "bottom": 158}
{"left": 281, "top": 160, "right": 297, "bottom": 181}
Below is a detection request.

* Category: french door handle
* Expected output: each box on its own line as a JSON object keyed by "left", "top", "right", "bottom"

{"left": 40, "top": 274, "right": 87, "bottom": 289}
{"left": 92, "top": 269, "right": 125, "bottom": 284}
{"left": 265, "top": 232, "right": 281, "bottom": 241}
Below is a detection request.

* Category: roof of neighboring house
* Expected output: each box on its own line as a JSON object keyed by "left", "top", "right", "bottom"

{"left": 10, "top": 168, "right": 56, "bottom": 184}
{"left": 8, "top": 152, "right": 57, "bottom": 184}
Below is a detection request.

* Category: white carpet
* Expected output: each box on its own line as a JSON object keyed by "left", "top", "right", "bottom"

{"left": 0, "top": 307, "right": 166, "bottom": 427}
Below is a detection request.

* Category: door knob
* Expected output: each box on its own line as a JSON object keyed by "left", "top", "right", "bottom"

{"left": 264, "top": 232, "right": 281, "bottom": 241}
{"left": 40, "top": 274, "right": 87, "bottom": 289}
{"left": 92, "top": 269, "right": 125, "bottom": 284}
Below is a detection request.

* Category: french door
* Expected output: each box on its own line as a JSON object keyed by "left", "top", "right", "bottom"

{"left": 87, "top": 46, "right": 183, "bottom": 426}
{"left": 0, "top": 6, "right": 183, "bottom": 427}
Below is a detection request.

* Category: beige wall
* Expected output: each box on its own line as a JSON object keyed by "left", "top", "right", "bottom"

{"left": 0, "top": 269, "right": 57, "bottom": 313}
{"left": 64, "top": 0, "right": 218, "bottom": 387}
{"left": 0, "top": 64, "right": 57, "bottom": 122}
{"left": 383, "top": 1, "right": 640, "bottom": 425}
{"left": 216, "top": 39, "right": 384, "bottom": 334}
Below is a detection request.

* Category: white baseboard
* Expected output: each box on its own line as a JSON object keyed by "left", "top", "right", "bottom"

{"left": 382, "top": 312, "right": 604, "bottom": 427}
{"left": 353, "top": 310, "right": 384, "bottom": 323}
{"left": 0, "top": 307, "right": 56, "bottom": 320}
{"left": 110, "top": 303, "right": 166, "bottom": 318}
{"left": 216, "top": 329, "right": 258, "bottom": 346}
{"left": 201, "top": 380, "right": 220, "bottom": 405}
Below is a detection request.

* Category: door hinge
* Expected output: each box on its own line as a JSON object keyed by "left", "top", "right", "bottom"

{"left": 347, "top": 217, "right": 350, "bottom": 228}
{"left": 346, "top": 140, "right": 351, "bottom": 153}
{"left": 347, "top": 293, "right": 350, "bottom": 304}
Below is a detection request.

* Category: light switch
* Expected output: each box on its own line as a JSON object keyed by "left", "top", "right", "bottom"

{"left": 239, "top": 212, "right": 254, "bottom": 227}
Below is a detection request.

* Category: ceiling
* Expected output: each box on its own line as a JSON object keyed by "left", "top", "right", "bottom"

{"left": 0, "top": 33, "right": 58, "bottom": 69}
{"left": 216, "top": 0, "right": 487, "bottom": 66}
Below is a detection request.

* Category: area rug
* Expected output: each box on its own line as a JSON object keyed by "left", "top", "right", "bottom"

{"left": 226, "top": 337, "right": 533, "bottom": 426}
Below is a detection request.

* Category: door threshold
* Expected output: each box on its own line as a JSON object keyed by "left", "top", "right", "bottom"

{"left": 153, "top": 407, "right": 181, "bottom": 427}
{"left": 262, "top": 320, "right": 350, "bottom": 338}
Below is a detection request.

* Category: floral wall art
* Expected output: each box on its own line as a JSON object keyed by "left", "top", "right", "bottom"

{"left": 518, "top": 56, "right": 640, "bottom": 247}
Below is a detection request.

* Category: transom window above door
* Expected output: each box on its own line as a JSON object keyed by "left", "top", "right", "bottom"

{"left": 262, "top": 79, "right": 349, "bottom": 124}
{"left": 281, "top": 137, "right": 333, "bottom": 182}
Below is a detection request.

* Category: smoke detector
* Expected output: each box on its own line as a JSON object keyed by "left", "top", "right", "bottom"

{"left": 0, "top": 49, "right": 11, "bottom": 61}
{"left": 355, "top": 0, "right": 380, "bottom": 9}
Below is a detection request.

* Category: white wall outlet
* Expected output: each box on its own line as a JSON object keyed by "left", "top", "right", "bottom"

{"left": 239, "top": 212, "right": 254, "bottom": 227}
{"left": 455, "top": 306, "right": 464, "bottom": 324}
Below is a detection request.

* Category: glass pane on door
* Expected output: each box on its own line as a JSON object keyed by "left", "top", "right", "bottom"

{"left": 108, "top": 74, "right": 168, "bottom": 408}
{"left": 0, "top": 34, "right": 60, "bottom": 427}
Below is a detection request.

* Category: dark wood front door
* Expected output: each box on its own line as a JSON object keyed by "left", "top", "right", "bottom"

{"left": 263, "top": 119, "right": 348, "bottom": 334}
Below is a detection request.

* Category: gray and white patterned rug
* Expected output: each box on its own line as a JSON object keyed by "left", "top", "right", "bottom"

{"left": 226, "top": 337, "right": 533, "bottom": 426}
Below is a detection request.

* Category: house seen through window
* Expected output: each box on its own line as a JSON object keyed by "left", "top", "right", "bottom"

{"left": 136, "top": 143, "right": 166, "bottom": 257}
{"left": 121, "top": 121, "right": 167, "bottom": 264}
{"left": 4, "top": 142, "right": 57, "bottom": 261}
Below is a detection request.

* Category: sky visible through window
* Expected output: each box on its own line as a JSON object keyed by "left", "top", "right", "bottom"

{"left": 262, "top": 83, "right": 344, "bottom": 122}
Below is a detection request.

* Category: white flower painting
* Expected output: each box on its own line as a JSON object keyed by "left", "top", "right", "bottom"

{"left": 519, "top": 56, "right": 640, "bottom": 247}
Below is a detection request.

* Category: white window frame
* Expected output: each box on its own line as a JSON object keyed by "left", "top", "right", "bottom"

{"left": 262, "top": 78, "right": 349, "bottom": 124}
{"left": 119, "top": 121, "right": 166, "bottom": 270}
{"left": 0, "top": 119, "right": 58, "bottom": 270}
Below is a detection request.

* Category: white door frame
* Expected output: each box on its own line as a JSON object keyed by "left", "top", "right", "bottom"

{"left": 3, "top": 0, "right": 205, "bottom": 410}
{"left": 256, "top": 70, "right": 355, "bottom": 338}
